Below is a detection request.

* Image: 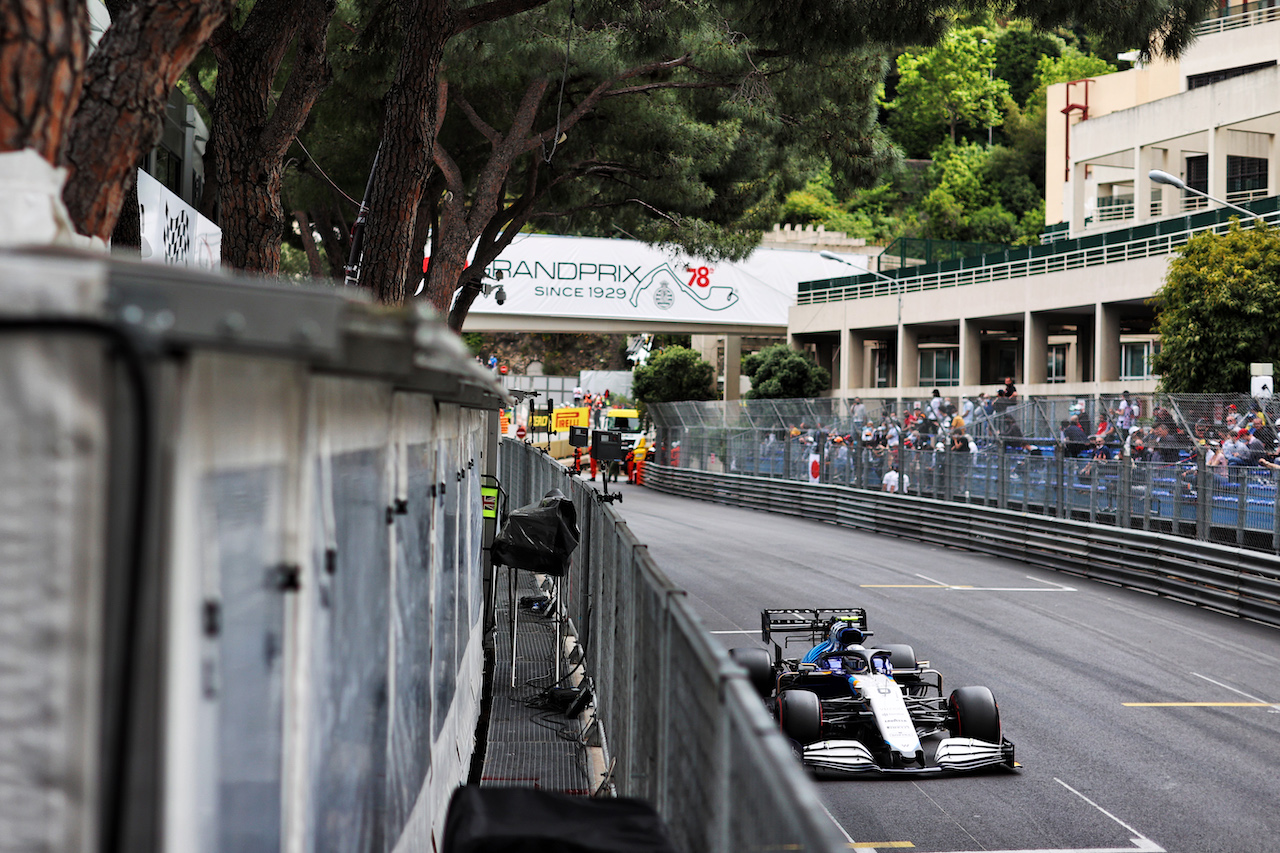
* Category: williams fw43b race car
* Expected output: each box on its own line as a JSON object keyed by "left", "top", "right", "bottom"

{"left": 731, "top": 608, "right": 1018, "bottom": 777}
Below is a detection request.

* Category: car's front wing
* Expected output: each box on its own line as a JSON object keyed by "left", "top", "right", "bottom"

{"left": 801, "top": 737, "right": 1016, "bottom": 775}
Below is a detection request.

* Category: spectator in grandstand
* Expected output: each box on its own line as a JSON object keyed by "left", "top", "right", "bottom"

{"left": 929, "top": 389, "right": 945, "bottom": 422}
{"left": 993, "top": 388, "right": 1013, "bottom": 415}
{"left": 1114, "top": 391, "right": 1138, "bottom": 431}
{"left": 1003, "top": 377, "right": 1018, "bottom": 401}
{"left": 1148, "top": 421, "right": 1189, "bottom": 464}
{"left": 961, "top": 396, "right": 975, "bottom": 422}
{"left": 1063, "top": 415, "right": 1088, "bottom": 457}
{"left": 1130, "top": 428, "right": 1151, "bottom": 463}
{"left": 1245, "top": 428, "right": 1267, "bottom": 465}
{"left": 1001, "top": 414, "right": 1031, "bottom": 451}
{"left": 1191, "top": 418, "right": 1212, "bottom": 446}
{"left": 1251, "top": 415, "right": 1276, "bottom": 447}
{"left": 851, "top": 397, "right": 868, "bottom": 429}
{"left": 1095, "top": 417, "right": 1120, "bottom": 447}
{"left": 882, "top": 463, "right": 908, "bottom": 493}
{"left": 1223, "top": 429, "right": 1251, "bottom": 466}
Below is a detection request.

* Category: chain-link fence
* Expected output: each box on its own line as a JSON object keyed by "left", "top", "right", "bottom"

{"left": 498, "top": 439, "right": 846, "bottom": 853}
{"left": 649, "top": 393, "right": 1280, "bottom": 553}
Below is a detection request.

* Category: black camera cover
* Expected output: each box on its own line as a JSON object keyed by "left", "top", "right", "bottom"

{"left": 490, "top": 489, "right": 580, "bottom": 576}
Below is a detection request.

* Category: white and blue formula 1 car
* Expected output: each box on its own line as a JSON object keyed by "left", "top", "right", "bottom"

{"left": 731, "top": 608, "right": 1018, "bottom": 776}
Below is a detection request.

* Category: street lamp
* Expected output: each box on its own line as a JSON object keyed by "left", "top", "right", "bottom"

{"left": 1148, "top": 169, "right": 1264, "bottom": 222}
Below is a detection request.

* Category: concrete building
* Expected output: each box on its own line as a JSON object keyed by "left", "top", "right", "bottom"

{"left": 789, "top": 3, "right": 1280, "bottom": 402}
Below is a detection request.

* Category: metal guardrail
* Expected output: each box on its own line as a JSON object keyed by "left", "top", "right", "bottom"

{"left": 499, "top": 440, "right": 846, "bottom": 853}
{"left": 1193, "top": 1, "right": 1280, "bottom": 35}
{"left": 797, "top": 206, "right": 1280, "bottom": 305}
{"left": 644, "top": 464, "right": 1280, "bottom": 629}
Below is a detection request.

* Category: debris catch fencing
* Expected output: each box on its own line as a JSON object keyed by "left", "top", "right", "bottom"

{"left": 650, "top": 394, "right": 1280, "bottom": 554}
{"left": 498, "top": 439, "right": 846, "bottom": 853}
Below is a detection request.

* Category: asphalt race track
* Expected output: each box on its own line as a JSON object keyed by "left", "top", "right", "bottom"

{"left": 610, "top": 484, "right": 1280, "bottom": 853}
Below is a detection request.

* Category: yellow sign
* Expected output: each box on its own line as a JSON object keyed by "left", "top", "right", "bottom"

{"left": 531, "top": 414, "right": 549, "bottom": 428}
{"left": 554, "top": 407, "right": 589, "bottom": 431}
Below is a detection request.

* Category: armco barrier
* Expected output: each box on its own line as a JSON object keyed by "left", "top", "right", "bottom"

{"left": 645, "top": 464, "right": 1280, "bottom": 630}
{"left": 0, "top": 251, "right": 503, "bottom": 853}
{"left": 498, "top": 440, "right": 846, "bottom": 853}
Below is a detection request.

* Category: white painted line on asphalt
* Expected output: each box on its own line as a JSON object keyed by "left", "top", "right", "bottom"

{"left": 1053, "top": 777, "right": 1165, "bottom": 853}
{"left": 913, "top": 573, "right": 1077, "bottom": 592}
{"left": 818, "top": 799, "right": 857, "bottom": 845}
{"left": 709, "top": 629, "right": 757, "bottom": 635}
{"left": 1192, "top": 671, "right": 1280, "bottom": 711}
{"left": 929, "top": 779, "right": 1165, "bottom": 853}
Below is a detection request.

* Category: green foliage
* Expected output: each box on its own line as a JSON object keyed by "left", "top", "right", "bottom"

{"left": 742, "top": 344, "right": 831, "bottom": 399}
{"left": 993, "top": 25, "right": 1062, "bottom": 106}
{"left": 632, "top": 346, "right": 715, "bottom": 404}
{"left": 917, "top": 141, "right": 1041, "bottom": 243}
{"left": 461, "top": 332, "right": 484, "bottom": 355}
{"left": 886, "top": 27, "right": 1010, "bottom": 147}
{"left": 1151, "top": 224, "right": 1280, "bottom": 392}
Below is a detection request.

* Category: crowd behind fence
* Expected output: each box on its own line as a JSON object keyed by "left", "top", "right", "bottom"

{"left": 497, "top": 439, "right": 845, "bottom": 853}
{"left": 650, "top": 392, "right": 1280, "bottom": 554}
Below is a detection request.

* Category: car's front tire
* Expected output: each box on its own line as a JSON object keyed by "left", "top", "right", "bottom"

{"left": 778, "top": 689, "right": 822, "bottom": 744}
{"left": 948, "top": 685, "right": 1001, "bottom": 743}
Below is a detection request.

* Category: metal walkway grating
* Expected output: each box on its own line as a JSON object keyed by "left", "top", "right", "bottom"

{"left": 480, "top": 566, "right": 595, "bottom": 793}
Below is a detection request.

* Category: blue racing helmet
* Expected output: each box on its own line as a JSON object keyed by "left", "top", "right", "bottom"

{"left": 830, "top": 622, "right": 864, "bottom": 647}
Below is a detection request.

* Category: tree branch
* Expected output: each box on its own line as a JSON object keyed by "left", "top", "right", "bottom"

{"left": 454, "top": 0, "right": 556, "bottom": 35}
{"left": 453, "top": 85, "right": 500, "bottom": 144}
{"left": 523, "top": 54, "right": 693, "bottom": 152}
{"left": 184, "top": 66, "right": 215, "bottom": 115}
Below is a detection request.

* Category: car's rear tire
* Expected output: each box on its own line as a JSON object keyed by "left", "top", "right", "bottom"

{"left": 879, "top": 643, "right": 917, "bottom": 672}
{"left": 729, "top": 647, "right": 774, "bottom": 699}
{"left": 778, "top": 689, "right": 822, "bottom": 744}
{"left": 948, "top": 685, "right": 1001, "bottom": 743}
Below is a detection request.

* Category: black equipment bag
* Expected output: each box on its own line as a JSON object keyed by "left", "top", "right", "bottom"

{"left": 490, "top": 489, "right": 580, "bottom": 576}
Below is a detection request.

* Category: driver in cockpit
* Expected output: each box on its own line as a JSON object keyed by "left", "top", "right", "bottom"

{"left": 804, "top": 621, "right": 868, "bottom": 672}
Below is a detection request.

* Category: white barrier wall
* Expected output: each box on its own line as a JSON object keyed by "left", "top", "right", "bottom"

{"left": 0, "top": 251, "right": 503, "bottom": 853}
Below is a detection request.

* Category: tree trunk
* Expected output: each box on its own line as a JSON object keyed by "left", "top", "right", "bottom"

{"left": 63, "top": 0, "right": 234, "bottom": 240}
{"left": 0, "top": 1, "right": 87, "bottom": 163}
{"left": 315, "top": 206, "right": 347, "bottom": 279}
{"left": 359, "top": 0, "right": 452, "bottom": 306}
{"left": 294, "top": 210, "right": 323, "bottom": 275}
{"left": 209, "top": 0, "right": 335, "bottom": 273}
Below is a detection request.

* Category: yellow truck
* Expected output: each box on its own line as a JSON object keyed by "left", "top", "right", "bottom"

{"left": 604, "top": 408, "right": 645, "bottom": 449}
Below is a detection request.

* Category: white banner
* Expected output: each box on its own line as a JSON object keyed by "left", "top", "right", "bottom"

{"left": 464, "top": 233, "right": 869, "bottom": 328}
{"left": 137, "top": 170, "right": 221, "bottom": 270}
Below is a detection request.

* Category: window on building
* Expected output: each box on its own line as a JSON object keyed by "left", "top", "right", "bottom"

{"left": 1227, "top": 155, "right": 1268, "bottom": 198}
{"left": 1047, "top": 344, "right": 1067, "bottom": 384}
{"left": 1187, "top": 60, "right": 1275, "bottom": 90}
{"left": 1120, "top": 341, "right": 1161, "bottom": 381}
{"left": 873, "top": 347, "right": 894, "bottom": 388}
{"left": 918, "top": 347, "right": 959, "bottom": 387}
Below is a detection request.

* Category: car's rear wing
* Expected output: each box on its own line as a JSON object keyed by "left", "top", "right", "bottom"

{"left": 760, "top": 608, "right": 869, "bottom": 647}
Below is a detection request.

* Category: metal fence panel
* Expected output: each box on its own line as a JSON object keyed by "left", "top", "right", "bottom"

{"left": 498, "top": 440, "right": 847, "bottom": 853}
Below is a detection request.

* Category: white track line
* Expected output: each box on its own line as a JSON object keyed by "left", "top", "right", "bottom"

{"left": 929, "top": 778, "right": 1164, "bottom": 853}
{"left": 1192, "top": 671, "right": 1280, "bottom": 710}
{"left": 914, "top": 573, "right": 1077, "bottom": 592}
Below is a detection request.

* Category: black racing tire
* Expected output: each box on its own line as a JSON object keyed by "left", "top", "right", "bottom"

{"left": 879, "top": 643, "right": 917, "bottom": 672}
{"left": 728, "top": 647, "right": 774, "bottom": 699}
{"left": 778, "top": 689, "right": 822, "bottom": 744}
{"left": 948, "top": 685, "right": 1002, "bottom": 743}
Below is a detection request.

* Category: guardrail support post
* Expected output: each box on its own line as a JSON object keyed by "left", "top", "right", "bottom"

{"left": 997, "top": 440, "right": 1008, "bottom": 510}
{"left": 1196, "top": 452, "right": 1210, "bottom": 541}
{"left": 1119, "top": 451, "right": 1132, "bottom": 530}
